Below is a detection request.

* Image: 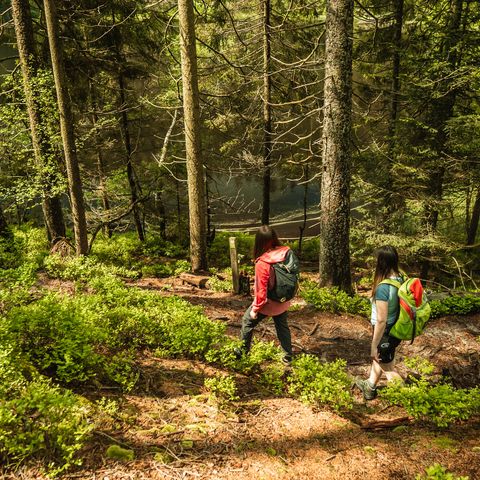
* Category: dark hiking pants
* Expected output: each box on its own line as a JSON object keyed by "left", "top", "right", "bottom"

{"left": 240, "top": 305, "right": 293, "bottom": 360}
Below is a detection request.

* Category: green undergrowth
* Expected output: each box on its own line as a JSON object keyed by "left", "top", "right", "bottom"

{"left": 430, "top": 295, "right": 480, "bottom": 318}
{"left": 416, "top": 464, "right": 469, "bottom": 480}
{"left": 288, "top": 355, "right": 353, "bottom": 412}
{"left": 0, "top": 266, "right": 357, "bottom": 472}
{"left": 300, "top": 280, "right": 371, "bottom": 316}
{"left": 0, "top": 345, "right": 92, "bottom": 476}
{"left": 207, "top": 267, "right": 234, "bottom": 292}
{"left": 204, "top": 375, "right": 239, "bottom": 402}
{"left": 381, "top": 358, "right": 480, "bottom": 428}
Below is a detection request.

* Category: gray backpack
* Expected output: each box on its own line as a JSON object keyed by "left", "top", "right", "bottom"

{"left": 267, "top": 249, "right": 300, "bottom": 303}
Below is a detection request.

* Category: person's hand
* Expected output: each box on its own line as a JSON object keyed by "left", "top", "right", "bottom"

{"left": 250, "top": 310, "right": 258, "bottom": 320}
{"left": 370, "top": 345, "right": 379, "bottom": 363}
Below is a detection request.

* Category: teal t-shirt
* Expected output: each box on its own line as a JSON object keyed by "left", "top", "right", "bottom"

{"left": 370, "top": 276, "right": 402, "bottom": 327}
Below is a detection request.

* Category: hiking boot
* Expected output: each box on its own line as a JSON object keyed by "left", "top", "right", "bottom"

{"left": 234, "top": 348, "right": 244, "bottom": 360}
{"left": 282, "top": 355, "right": 293, "bottom": 365}
{"left": 355, "top": 378, "right": 377, "bottom": 400}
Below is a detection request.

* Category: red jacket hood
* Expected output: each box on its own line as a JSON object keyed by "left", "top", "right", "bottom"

{"left": 256, "top": 245, "right": 290, "bottom": 264}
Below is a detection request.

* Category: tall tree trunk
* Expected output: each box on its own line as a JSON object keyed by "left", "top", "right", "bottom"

{"left": 178, "top": 0, "right": 208, "bottom": 272}
{"left": 89, "top": 79, "right": 111, "bottom": 238}
{"left": 43, "top": 196, "right": 66, "bottom": 243}
{"left": 467, "top": 186, "right": 480, "bottom": 245}
{"left": 318, "top": 0, "right": 353, "bottom": 293}
{"left": 385, "top": 0, "right": 404, "bottom": 219}
{"left": 43, "top": 0, "right": 88, "bottom": 254}
{"left": 261, "top": 0, "right": 272, "bottom": 225}
{"left": 424, "top": 0, "right": 463, "bottom": 232}
{"left": 118, "top": 71, "right": 145, "bottom": 241}
{"left": 12, "top": 0, "right": 66, "bottom": 243}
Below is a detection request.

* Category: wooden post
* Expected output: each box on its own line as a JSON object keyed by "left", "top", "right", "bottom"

{"left": 229, "top": 237, "right": 240, "bottom": 294}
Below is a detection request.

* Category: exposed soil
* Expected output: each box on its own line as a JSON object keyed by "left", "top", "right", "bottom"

{"left": 4, "top": 276, "right": 480, "bottom": 480}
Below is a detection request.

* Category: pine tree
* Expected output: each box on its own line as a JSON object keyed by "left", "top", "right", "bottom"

{"left": 318, "top": 0, "right": 353, "bottom": 292}
{"left": 178, "top": 0, "right": 208, "bottom": 271}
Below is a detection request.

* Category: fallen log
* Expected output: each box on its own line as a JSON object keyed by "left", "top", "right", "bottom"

{"left": 359, "top": 416, "right": 410, "bottom": 430}
{"left": 179, "top": 273, "right": 210, "bottom": 288}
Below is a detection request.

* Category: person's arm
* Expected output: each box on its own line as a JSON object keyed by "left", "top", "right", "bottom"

{"left": 371, "top": 300, "right": 388, "bottom": 360}
{"left": 251, "top": 260, "right": 270, "bottom": 318}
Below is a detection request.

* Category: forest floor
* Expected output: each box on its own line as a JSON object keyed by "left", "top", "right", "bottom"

{"left": 7, "top": 276, "right": 480, "bottom": 480}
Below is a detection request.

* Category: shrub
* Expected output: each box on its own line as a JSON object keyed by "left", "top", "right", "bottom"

{"left": 259, "top": 362, "right": 285, "bottom": 395}
{"left": 43, "top": 254, "right": 139, "bottom": 282}
{"left": 2, "top": 293, "right": 105, "bottom": 384}
{"left": 301, "top": 281, "right": 370, "bottom": 317}
{"left": 0, "top": 346, "right": 92, "bottom": 475}
{"left": 288, "top": 355, "right": 353, "bottom": 411}
{"left": 204, "top": 375, "right": 239, "bottom": 402}
{"left": 430, "top": 294, "right": 480, "bottom": 318}
{"left": 143, "top": 235, "right": 188, "bottom": 259}
{"left": 204, "top": 338, "right": 283, "bottom": 374}
{"left": 415, "top": 464, "right": 469, "bottom": 480}
{"left": 0, "top": 227, "right": 47, "bottom": 314}
{"left": 208, "top": 269, "right": 233, "bottom": 292}
{"left": 288, "top": 237, "right": 319, "bottom": 263}
{"left": 1, "top": 283, "right": 235, "bottom": 389}
{"left": 404, "top": 356, "right": 436, "bottom": 377}
{"left": 381, "top": 378, "right": 480, "bottom": 427}
{"left": 90, "top": 232, "right": 142, "bottom": 266}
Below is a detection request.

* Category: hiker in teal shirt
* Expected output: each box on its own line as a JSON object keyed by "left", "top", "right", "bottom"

{"left": 356, "top": 246, "right": 404, "bottom": 400}
{"left": 370, "top": 278, "right": 402, "bottom": 328}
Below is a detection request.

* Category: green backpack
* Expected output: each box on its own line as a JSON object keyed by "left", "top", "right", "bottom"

{"left": 380, "top": 277, "right": 431, "bottom": 343}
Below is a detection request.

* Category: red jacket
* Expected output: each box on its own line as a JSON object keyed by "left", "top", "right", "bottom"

{"left": 251, "top": 246, "right": 291, "bottom": 316}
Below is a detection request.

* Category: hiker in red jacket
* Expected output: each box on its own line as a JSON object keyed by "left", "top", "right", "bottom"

{"left": 237, "top": 225, "right": 293, "bottom": 364}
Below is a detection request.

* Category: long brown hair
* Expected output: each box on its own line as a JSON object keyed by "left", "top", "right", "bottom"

{"left": 254, "top": 225, "right": 281, "bottom": 259}
{"left": 371, "top": 245, "right": 399, "bottom": 296}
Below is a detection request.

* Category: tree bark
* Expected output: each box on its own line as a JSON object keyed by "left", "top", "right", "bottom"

{"left": 318, "top": 0, "right": 353, "bottom": 293}
{"left": 42, "top": 196, "right": 66, "bottom": 243}
{"left": 466, "top": 186, "right": 480, "bottom": 245}
{"left": 261, "top": 0, "right": 272, "bottom": 225}
{"left": 43, "top": 0, "right": 88, "bottom": 254}
{"left": 178, "top": 0, "right": 208, "bottom": 272}
{"left": 12, "top": 0, "right": 66, "bottom": 243}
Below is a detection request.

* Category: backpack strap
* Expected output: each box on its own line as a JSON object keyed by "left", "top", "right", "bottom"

{"left": 378, "top": 278, "right": 402, "bottom": 335}
{"left": 379, "top": 279, "right": 402, "bottom": 289}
